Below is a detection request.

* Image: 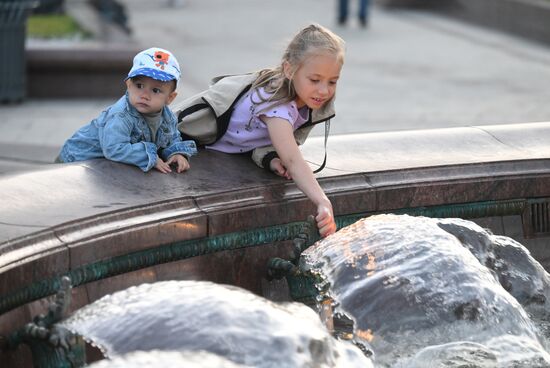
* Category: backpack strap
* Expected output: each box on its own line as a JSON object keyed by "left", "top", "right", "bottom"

{"left": 260, "top": 119, "right": 330, "bottom": 174}
{"left": 177, "top": 102, "right": 209, "bottom": 122}
{"left": 214, "top": 83, "right": 253, "bottom": 142}
{"left": 313, "top": 120, "right": 330, "bottom": 174}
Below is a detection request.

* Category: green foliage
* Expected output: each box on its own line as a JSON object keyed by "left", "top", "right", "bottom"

{"left": 27, "top": 14, "right": 89, "bottom": 39}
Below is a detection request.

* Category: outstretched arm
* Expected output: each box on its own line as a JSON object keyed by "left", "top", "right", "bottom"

{"left": 263, "top": 116, "right": 336, "bottom": 237}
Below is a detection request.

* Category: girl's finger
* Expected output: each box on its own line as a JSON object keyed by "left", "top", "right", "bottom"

{"left": 319, "top": 221, "right": 336, "bottom": 237}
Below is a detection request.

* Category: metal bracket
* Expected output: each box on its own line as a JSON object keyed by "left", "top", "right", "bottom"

{"left": 522, "top": 198, "right": 550, "bottom": 238}
{"left": 2, "top": 276, "right": 87, "bottom": 368}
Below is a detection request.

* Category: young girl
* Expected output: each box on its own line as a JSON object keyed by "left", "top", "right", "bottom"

{"left": 201, "top": 24, "right": 344, "bottom": 237}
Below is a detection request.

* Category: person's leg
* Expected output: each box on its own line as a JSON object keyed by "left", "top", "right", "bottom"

{"left": 359, "top": 0, "right": 369, "bottom": 27}
{"left": 338, "top": 0, "right": 349, "bottom": 25}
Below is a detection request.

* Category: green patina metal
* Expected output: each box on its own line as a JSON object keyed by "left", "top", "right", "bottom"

{"left": 25, "top": 335, "right": 86, "bottom": 368}
{"left": 267, "top": 216, "right": 321, "bottom": 306}
{"left": 0, "top": 220, "right": 308, "bottom": 316}
{"left": 267, "top": 257, "right": 320, "bottom": 306}
{"left": 286, "top": 273, "right": 319, "bottom": 305}
{"left": 5, "top": 277, "right": 87, "bottom": 368}
{"left": 391, "top": 198, "right": 525, "bottom": 219}
{"left": 0, "top": 199, "right": 528, "bottom": 317}
{"left": 337, "top": 198, "right": 526, "bottom": 229}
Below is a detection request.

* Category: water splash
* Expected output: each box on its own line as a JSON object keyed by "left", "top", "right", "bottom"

{"left": 87, "top": 350, "right": 249, "bottom": 368}
{"left": 60, "top": 280, "right": 372, "bottom": 368}
{"left": 300, "top": 214, "right": 550, "bottom": 367}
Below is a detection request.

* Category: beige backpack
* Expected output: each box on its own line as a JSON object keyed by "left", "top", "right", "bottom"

{"left": 173, "top": 73, "right": 334, "bottom": 172}
{"left": 174, "top": 73, "right": 257, "bottom": 145}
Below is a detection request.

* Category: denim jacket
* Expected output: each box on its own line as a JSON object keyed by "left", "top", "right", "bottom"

{"left": 59, "top": 94, "right": 197, "bottom": 172}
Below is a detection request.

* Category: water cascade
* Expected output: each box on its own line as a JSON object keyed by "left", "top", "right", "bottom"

{"left": 300, "top": 214, "right": 550, "bottom": 367}
{"left": 23, "top": 214, "right": 550, "bottom": 367}
{"left": 59, "top": 280, "right": 373, "bottom": 367}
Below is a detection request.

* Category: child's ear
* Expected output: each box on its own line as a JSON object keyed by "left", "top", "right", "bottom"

{"left": 166, "top": 91, "right": 178, "bottom": 105}
{"left": 125, "top": 79, "right": 132, "bottom": 89}
{"left": 283, "top": 61, "right": 293, "bottom": 80}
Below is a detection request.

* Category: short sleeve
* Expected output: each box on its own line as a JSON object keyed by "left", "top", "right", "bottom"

{"left": 257, "top": 101, "right": 299, "bottom": 126}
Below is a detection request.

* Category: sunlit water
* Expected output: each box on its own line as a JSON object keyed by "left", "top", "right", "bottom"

{"left": 301, "top": 214, "right": 550, "bottom": 367}
{"left": 60, "top": 280, "right": 372, "bottom": 367}
{"left": 87, "top": 350, "right": 248, "bottom": 368}
{"left": 60, "top": 214, "right": 550, "bottom": 367}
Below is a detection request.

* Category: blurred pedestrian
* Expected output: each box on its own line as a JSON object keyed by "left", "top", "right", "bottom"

{"left": 166, "top": 0, "right": 185, "bottom": 7}
{"left": 338, "top": 0, "right": 370, "bottom": 28}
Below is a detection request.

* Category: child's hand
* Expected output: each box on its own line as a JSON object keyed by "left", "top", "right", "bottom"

{"left": 316, "top": 202, "right": 336, "bottom": 238}
{"left": 270, "top": 158, "right": 292, "bottom": 179}
{"left": 166, "top": 154, "right": 190, "bottom": 173}
{"left": 154, "top": 157, "right": 172, "bottom": 174}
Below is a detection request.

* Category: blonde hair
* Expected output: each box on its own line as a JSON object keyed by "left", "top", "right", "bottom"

{"left": 251, "top": 23, "right": 345, "bottom": 108}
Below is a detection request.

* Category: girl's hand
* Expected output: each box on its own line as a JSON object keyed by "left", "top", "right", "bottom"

{"left": 154, "top": 157, "right": 172, "bottom": 173}
{"left": 270, "top": 158, "right": 292, "bottom": 179}
{"left": 166, "top": 154, "right": 190, "bottom": 173}
{"left": 263, "top": 116, "right": 335, "bottom": 236}
{"left": 316, "top": 202, "right": 336, "bottom": 237}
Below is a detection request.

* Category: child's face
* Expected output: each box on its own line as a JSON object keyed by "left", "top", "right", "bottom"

{"left": 285, "top": 52, "right": 342, "bottom": 110}
{"left": 126, "top": 76, "right": 177, "bottom": 114}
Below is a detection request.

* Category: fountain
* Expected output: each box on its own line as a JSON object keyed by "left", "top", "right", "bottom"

{"left": 0, "top": 122, "right": 549, "bottom": 366}
{"left": 296, "top": 214, "right": 550, "bottom": 367}
{"left": 9, "top": 214, "right": 550, "bottom": 367}
{"left": 58, "top": 280, "right": 372, "bottom": 367}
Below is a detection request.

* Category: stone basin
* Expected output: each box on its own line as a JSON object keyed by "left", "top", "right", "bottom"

{"left": 0, "top": 122, "right": 549, "bottom": 366}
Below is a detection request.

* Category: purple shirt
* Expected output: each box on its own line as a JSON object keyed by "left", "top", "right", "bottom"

{"left": 207, "top": 87, "right": 309, "bottom": 153}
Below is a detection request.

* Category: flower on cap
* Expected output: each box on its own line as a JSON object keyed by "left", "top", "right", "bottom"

{"left": 153, "top": 50, "right": 170, "bottom": 70}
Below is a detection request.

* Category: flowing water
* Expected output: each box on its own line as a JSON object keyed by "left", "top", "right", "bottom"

{"left": 60, "top": 214, "right": 550, "bottom": 367}
{"left": 61, "top": 280, "right": 372, "bottom": 367}
{"left": 86, "top": 350, "right": 247, "bottom": 368}
{"left": 301, "top": 214, "right": 550, "bottom": 367}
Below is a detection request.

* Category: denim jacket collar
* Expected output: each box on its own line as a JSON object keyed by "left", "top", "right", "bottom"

{"left": 123, "top": 92, "right": 174, "bottom": 124}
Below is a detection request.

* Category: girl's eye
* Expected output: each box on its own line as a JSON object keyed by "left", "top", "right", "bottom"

{"left": 310, "top": 79, "right": 319, "bottom": 83}
{"left": 152, "top": 88, "right": 161, "bottom": 94}
{"left": 136, "top": 83, "right": 144, "bottom": 89}
{"left": 329, "top": 80, "right": 338, "bottom": 85}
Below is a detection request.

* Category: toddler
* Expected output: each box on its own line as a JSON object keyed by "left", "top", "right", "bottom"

{"left": 57, "top": 47, "right": 196, "bottom": 173}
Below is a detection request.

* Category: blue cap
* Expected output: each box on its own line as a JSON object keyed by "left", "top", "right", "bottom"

{"left": 127, "top": 47, "right": 180, "bottom": 83}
